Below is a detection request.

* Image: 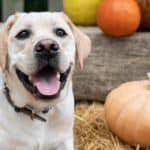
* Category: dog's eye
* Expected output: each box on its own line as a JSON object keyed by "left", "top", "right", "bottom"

{"left": 16, "top": 30, "right": 31, "bottom": 40}
{"left": 55, "top": 28, "right": 67, "bottom": 37}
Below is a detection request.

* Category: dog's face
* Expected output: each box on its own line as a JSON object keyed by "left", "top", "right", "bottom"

{"left": 0, "top": 12, "right": 91, "bottom": 109}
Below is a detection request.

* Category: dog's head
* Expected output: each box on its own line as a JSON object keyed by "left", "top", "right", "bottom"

{"left": 0, "top": 12, "right": 91, "bottom": 109}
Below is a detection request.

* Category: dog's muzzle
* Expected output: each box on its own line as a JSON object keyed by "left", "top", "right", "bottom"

{"left": 16, "top": 39, "right": 72, "bottom": 100}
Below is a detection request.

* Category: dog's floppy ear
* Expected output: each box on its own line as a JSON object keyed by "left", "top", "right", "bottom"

{"left": 61, "top": 13, "right": 91, "bottom": 69}
{"left": 0, "top": 14, "right": 18, "bottom": 71}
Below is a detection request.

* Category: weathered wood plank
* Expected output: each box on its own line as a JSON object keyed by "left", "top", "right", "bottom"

{"left": 74, "top": 27, "right": 150, "bottom": 102}
{"left": 48, "top": 0, "right": 63, "bottom": 11}
{"left": 2, "top": 0, "right": 24, "bottom": 21}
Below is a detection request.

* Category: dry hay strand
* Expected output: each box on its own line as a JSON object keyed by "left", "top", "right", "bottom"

{"left": 74, "top": 102, "right": 134, "bottom": 150}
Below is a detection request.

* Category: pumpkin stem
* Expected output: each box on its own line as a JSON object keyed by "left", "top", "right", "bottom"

{"left": 146, "top": 73, "right": 150, "bottom": 90}
{"left": 147, "top": 72, "right": 150, "bottom": 80}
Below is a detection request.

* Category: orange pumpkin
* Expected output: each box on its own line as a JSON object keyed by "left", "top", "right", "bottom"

{"left": 96, "top": 0, "right": 141, "bottom": 37}
{"left": 105, "top": 79, "right": 150, "bottom": 147}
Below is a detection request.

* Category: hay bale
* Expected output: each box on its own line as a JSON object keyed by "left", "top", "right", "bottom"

{"left": 74, "top": 102, "right": 137, "bottom": 150}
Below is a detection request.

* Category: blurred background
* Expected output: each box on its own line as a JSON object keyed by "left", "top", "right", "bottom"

{"left": 1, "top": 1, "right": 150, "bottom": 149}
{"left": 0, "top": 0, "right": 63, "bottom": 21}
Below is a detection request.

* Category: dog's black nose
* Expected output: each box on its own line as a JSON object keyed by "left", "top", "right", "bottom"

{"left": 34, "top": 39, "right": 59, "bottom": 55}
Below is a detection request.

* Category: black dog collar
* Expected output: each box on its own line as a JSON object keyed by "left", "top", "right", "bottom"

{"left": 4, "top": 83, "right": 48, "bottom": 122}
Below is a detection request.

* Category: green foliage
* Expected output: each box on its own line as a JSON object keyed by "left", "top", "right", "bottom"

{"left": 25, "top": 0, "right": 48, "bottom": 12}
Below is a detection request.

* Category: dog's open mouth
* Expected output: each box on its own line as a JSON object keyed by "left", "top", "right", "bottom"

{"left": 16, "top": 66, "right": 71, "bottom": 100}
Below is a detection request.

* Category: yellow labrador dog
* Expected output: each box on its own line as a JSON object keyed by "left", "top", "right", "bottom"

{"left": 0, "top": 12, "right": 91, "bottom": 149}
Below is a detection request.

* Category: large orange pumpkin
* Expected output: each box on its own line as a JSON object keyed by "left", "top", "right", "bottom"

{"left": 105, "top": 80, "right": 150, "bottom": 147}
{"left": 96, "top": 0, "right": 141, "bottom": 37}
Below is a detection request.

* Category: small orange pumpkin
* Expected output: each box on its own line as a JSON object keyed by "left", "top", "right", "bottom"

{"left": 105, "top": 78, "right": 150, "bottom": 147}
{"left": 96, "top": 0, "right": 141, "bottom": 37}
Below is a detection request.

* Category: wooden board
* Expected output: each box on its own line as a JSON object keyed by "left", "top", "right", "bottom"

{"left": 73, "top": 27, "right": 150, "bottom": 102}
{"left": 48, "top": 0, "right": 63, "bottom": 11}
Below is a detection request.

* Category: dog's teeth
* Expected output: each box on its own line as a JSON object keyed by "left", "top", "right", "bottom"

{"left": 57, "top": 73, "right": 60, "bottom": 79}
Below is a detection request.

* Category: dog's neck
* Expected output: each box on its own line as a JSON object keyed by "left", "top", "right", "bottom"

{"left": 4, "top": 83, "right": 49, "bottom": 123}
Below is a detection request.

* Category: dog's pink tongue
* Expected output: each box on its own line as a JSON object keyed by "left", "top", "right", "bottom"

{"left": 32, "top": 75, "right": 60, "bottom": 96}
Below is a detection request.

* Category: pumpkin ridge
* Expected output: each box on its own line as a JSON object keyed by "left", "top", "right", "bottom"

{"left": 105, "top": 84, "right": 139, "bottom": 131}
{"left": 118, "top": 92, "right": 147, "bottom": 144}
{"left": 116, "top": 94, "right": 137, "bottom": 127}
{"left": 133, "top": 94, "right": 150, "bottom": 143}
{"left": 105, "top": 87, "right": 136, "bottom": 129}
{"left": 114, "top": 93, "right": 141, "bottom": 133}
